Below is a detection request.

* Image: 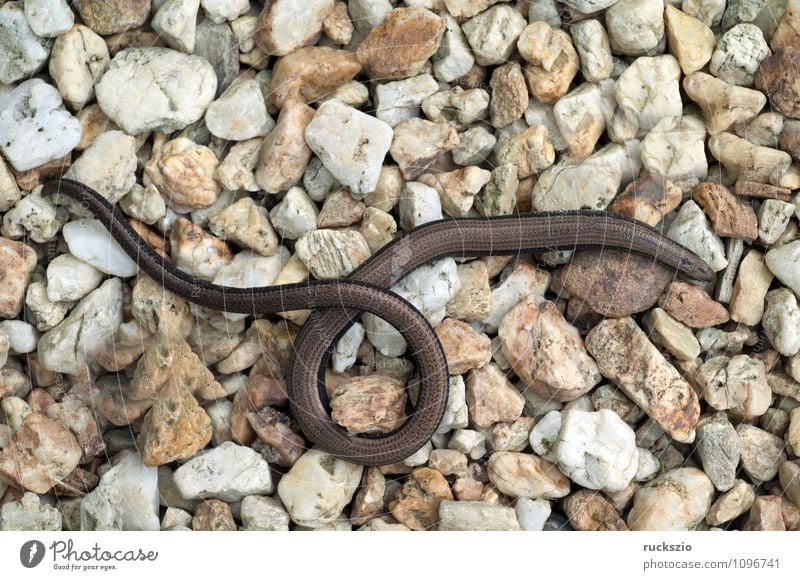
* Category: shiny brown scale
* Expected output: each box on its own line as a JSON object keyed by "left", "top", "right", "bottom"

{"left": 43, "top": 179, "right": 714, "bottom": 466}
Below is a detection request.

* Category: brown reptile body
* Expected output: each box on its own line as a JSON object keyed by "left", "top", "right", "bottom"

{"left": 43, "top": 179, "right": 714, "bottom": 466}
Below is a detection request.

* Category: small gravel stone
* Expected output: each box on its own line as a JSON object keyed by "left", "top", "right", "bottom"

{"left": 763, "top": 289, "right": 800, "bottom": 356}
{"left": 463, "top": 5, "right": 526, "bottom": 67}
{"left": 667, "top": 200, "right": 728, "bottom": 272}
{"left": 706, "top": 480, "right": 756, "bottom": 525}
{"left": 695, "top": 413, "right": 741, "bottom": 492}
{"left": 306, "top": 101, "right": 393, "bottom": 195}
{"left": 606, "top": 0, "right": 665, "bottom": 57}
{"left": 433, "top": 13, "right": 474, "bottom": 82}
{"left": 240, "top": 496, "right": 291, "bottom": 531}
{"left": 563, "top": 490, "right": 628, "bottom": 531}
{"left": 465, "top": 363, "right": 524, "bottom": 428}
{"left": 613, "top": 55, "right": 682, "bottom": 138}
{"left": 570, "top": 18, "right": 613, "bottom": 82}
{"left": 644, "top": 308, "right": 701, "bottom": 361}
{"left": 295, "top": 229, "right": 371, "bottom": 280}
{"left": 438, "top": 500, "right": 520, "bottom": 531}
{"left": 730, "top": 250, "right": 774, "bottom": 325}
{"left": 0, "top": 413, "right": 81, "bottom": 493}
{"left": 628, "top": 468, "right": 714, "bottom": 531}
{"left": 194, "top": 20, "right": 242, "bottom": 96}
{"left": 0, "top": 492, "right": 61, "bottom": 531}
{"left": 62, "top": 219, "right": 138, "bottom": 277}
{"left": 375, "top": 74, "right": 439, "bottom": 128}
{"left": 518, "top": 22, "right": 579, "bottom": 104}
{"left": 487, "top": 452, "right": 570, "bottom": 500}
{"left": 684, "top": 72, "right": 767, "bottom": 134}
{"left": 744, "top": 495, "right": 786, "bottom": 531}
{"left": 0, "top": 2, "right": 52, "bottom": 84}
{"left": 390, "top": 118, "right": 459, "bottom": 180}
{"left": 766, "top": 240, "right": 800, "bottom": 296}
{"left": 515, "top": 497, "right": 552, "bottom": 531}
{"left": 256, "top": 0, "right": 334, "bottom": 56}
{"left": 174, "top": 441, "right": 274, "bottom": 502}
{"left": 270, "top": 46, "right": 362, "bottom": 110}
{"left": 697, "top": 355, "right": 771, "bottom": 419}
{"left": 356, "top": 7, "right": 445, "bottom": 79}
{"left": 692, "top": 181, "right": 758, "bottom": 241}
{"left": 152, "top": 0, "right": 200, "bottom": 53}
{"left": 330, "top": 375, "right": 406, "bottom": 434}
{"left": 0, "top": 79, "right": 80, "bottom": 172}
{"left": 758, "top": 199, "right": 795, "bottom": 244}
{"left": 711, "top": 24, "right": 771, "bottom": 86}
{"left": 499, "top": 295, "right": 600, "bottom": 402}
{"left": 72, "top": 0, "right": 150, "bottom": 35}
{"left": 640, "top": 114, "right": 707, "bottom": 186}
{"left": 586, "top": 317, "right": 700, "bottom": 443}
{"left": 665, "top": 5, "right": 715, "bottom": 75}
{"left": 737, "top": 424, "right": 787, "bottom": 483}
{"left": 205, "top": 80, "right": 273, "bottom": 141}
{"left": 96, "top": 48, "right": 218, "bottom": 135}
{"left": 389, "top": 467, "right": 452, "bottom": 530}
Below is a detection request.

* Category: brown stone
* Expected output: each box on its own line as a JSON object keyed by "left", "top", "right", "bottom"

{"left": 350, "top": 467, "right": 386, "bottom": 526}
{"left": 356, "top": 7, "right": 446, "bottom": 80}
{"left": 489, "top": 63, "right": 528, "bottom": 129}
{"left": 692, "top": 182, "right": 758, "bottom": 240}
{"left": 0, "top": 367, "right": 31, "bottom": 399}
{"left": 0, "top": 413, "right": 82, "bottom": 493}
{"left": 192, "top": 499, "right": 236, "bottom": 531}
{"left": 744, "top": 495, "right": 787, "bottom": 531}
{"left": 608, "top": 174, "right": 682, "bottom": 227}
{"left": 323, "top": 2, "right": 353, "bottom": 45}
{"left": 330, "top": 375, "right": 407, "bottom": 434}
{"left": 131, "top": 276, "right": 193, "bottom": 339}
{"left": 255, "top": 99, "right": 315, "bottom": 194}
{"left": 780, "top": 120, "right": 800, "bottom": 163}
{"left": 50, "top": 466, "right": 99, "bottom": 498}
{"left": 45, "top": 395, "right": 105, "bottom": 463}
{"left": 520, "top": 24, "right": 579, "bottom": 104}
{"left": 247, "top": 406, "right": 305, "bottom": 468}
{"left": 755, "top": 47, "right": 800, "bottom": 119}
{"left": 563, "top": 490, "right": 628, "bottom": 531}
{"left": 771, "top": 0, "right": 800, "bottom": 52}
{"left": 169, "top": 217, "right": 233, "bottom": 277}
{"left": 137, "top": 378, "right": 212, "bottom": 467}
{"left": 734, "top": 179, "right": 793, "bottom": 201}
{"left": 73, "top": 0, "right": 150, "bottom": 35}
{"left": 498, "top": 295, "right": 600, "bottom": 402}
{"left": 487, "top": 451, "right": 571, "bottom": 499}
{"left": 560, "top": 249, "right": 674, "bottom": 317}
{"left": 585, "top": 317, "right": 700, "bottom": 443}
{"left": 435, "top": 318, "right": 491, "bottom": 375}
{"left": 270, "top": 47, "right": 362, "bottom": 110}
{"left": 389, "top": 467, "right": 453, "bottom": 530}
{"left": 445, "top": 260, "right": 492, "bottom": 322}
{"left": 317, "top": 189, "right": 366, "bottom": 228}
{"left": 465, "top": 363, "right": 524, "bottom": 428}
{"left": 96, "top": 380, "right": 153, "bottom": 426}
{"left": 390, "top": 118, "right": 459, "bottom": 180}
{"left": 659, "top": 281, "right": 730, "bottom": 329}
{"left": 0, "top": 237, "right": 37, "bottom": 318}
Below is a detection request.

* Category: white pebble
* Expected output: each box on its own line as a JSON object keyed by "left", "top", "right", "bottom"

{"left": 62, "top": 220, "right": 139, "bottom": 278}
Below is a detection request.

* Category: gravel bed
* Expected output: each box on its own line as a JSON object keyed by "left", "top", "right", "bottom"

{"left": 0, "top": 0, "right": 799, "bottom": 532}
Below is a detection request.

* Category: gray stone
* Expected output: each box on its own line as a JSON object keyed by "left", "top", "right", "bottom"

{"left": 194, "top": 19, "right": 240, "bottom": 96}
{"left": 696, "top": 413, "right": 740, "bottom": 492}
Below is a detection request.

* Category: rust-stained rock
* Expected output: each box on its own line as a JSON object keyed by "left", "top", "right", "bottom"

{"left": 744, "top": 495, "right": 786, "bottom": 531}
{"left": 356, "top": 7, "right": 446, "bottom": 80}
{"left": 560, "top": 249, "right": 674, "bottom": 317}
{"left": 330, "top": 375, "right": 407, "bottom": 434}
{"left": 608, "top": 174, "right": 682, "bottom": 226}
{"left": 563, "top": 490, "right": 628, "bottom": 531}
{"left": 499, "top": 295, "right": 600, "bottom": 402}
{"left": 585, "top": 317, "right": 700, "bottom": 443}
{"left": 0, "top": 237, "right": 38, "bottom": 319}
{"left": 247, "top": 406, "right": 305, "bottom": 468}
{"left": 192, "top": 499, "right": 236, "bottom": 531}
{"left": 755, "top": 47, "right": 800, "bottom": 119}
{"left": 0, "top": 413, "right": 82, "bottom": 493}
{"left": 658, "top": 281, "right": 730, "bottom": 329}
{"left": 270, "top": 46, "right": 362, "bottom": 110}
{"left": 435, "top": 318, "right": 491, "bottom": 375}
{"left": 487, "top": 451, "right": 570, "bottom": 499}
{"left": 465, "top": 363, "right": 524, "bottom": 428}
{"left": 137, "top": 378, "right": 212, "bottom": 467}
{"left": 692, "top": 182, "right": 758, "bottom": 241}
{"left": 389, "top": 467, "right": 453, "bottom": 530}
